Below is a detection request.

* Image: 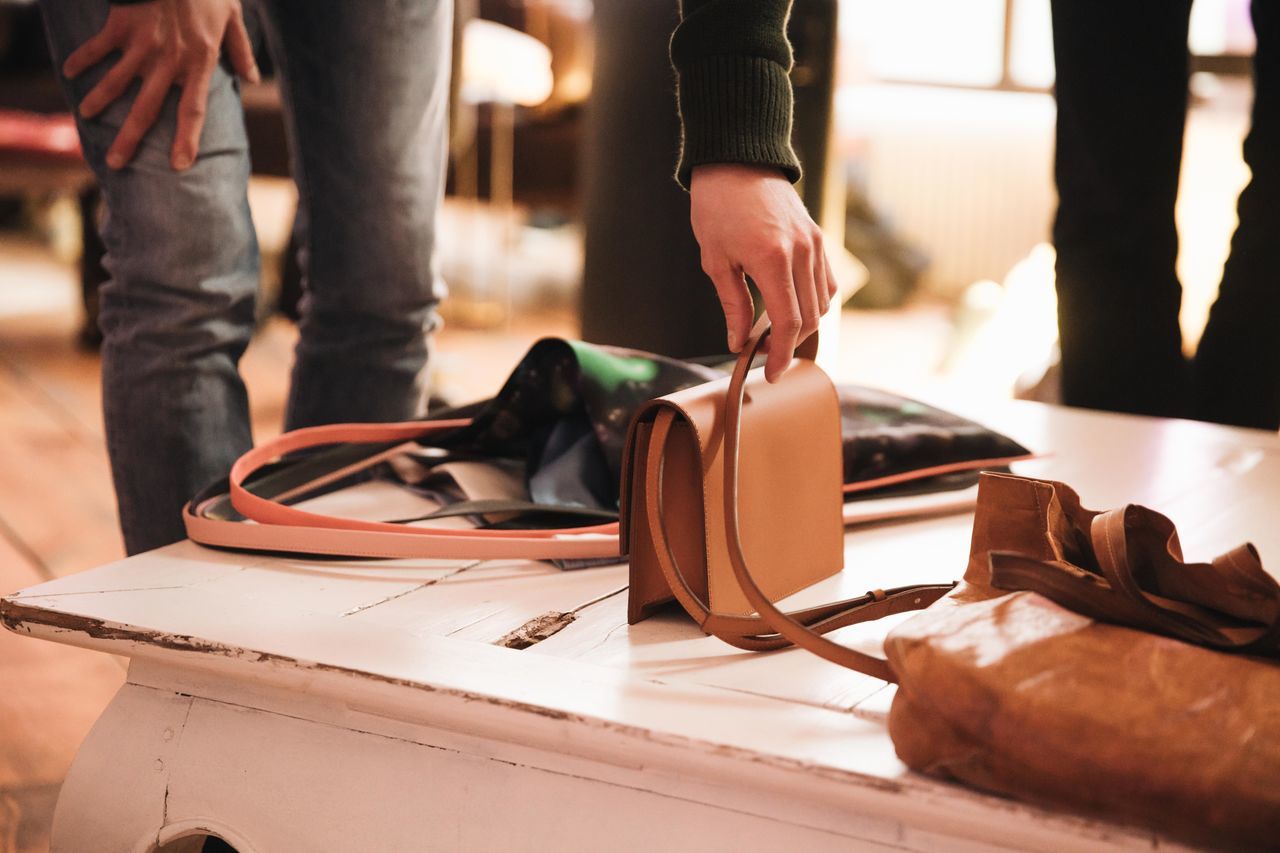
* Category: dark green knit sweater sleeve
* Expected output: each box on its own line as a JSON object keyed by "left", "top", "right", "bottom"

{"left": 670, "top": 0, "right": 801, "bottom": 189}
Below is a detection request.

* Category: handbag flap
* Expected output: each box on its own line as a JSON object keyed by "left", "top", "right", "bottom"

{"left": 620, "top": 401, "right": 710, "bottom": 623}
{"left": 660, "top": 358, "right": 845, "bottom": 616}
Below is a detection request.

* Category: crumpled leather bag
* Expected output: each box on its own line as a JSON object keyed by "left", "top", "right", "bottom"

{"left": 884, "top": 472, "right": 1280, "bottom": 849}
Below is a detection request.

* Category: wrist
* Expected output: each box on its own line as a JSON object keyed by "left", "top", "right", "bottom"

{"left": 690, "top": 163, "right": 790, "bottom": 191}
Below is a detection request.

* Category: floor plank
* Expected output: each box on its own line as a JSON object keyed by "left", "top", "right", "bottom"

{"left": 0, "top": 318, "right": 102, "bottom": 444}
{"left": 0, "top": 785, "right": 59, "bottom": 853}
{"left": 0, "top": 358, "right": 121, "bottom": 579}
{"left": 0, "top": 534, "right": 125, "bottom": 852}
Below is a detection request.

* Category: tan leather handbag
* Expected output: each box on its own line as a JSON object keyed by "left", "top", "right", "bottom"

{"left": 620, "top": 317, "right": 954, "bottom": 680}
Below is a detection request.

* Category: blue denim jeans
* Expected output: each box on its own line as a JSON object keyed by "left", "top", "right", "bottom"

{"left": 39, "top": 0, "right": 452, "bottom": 554}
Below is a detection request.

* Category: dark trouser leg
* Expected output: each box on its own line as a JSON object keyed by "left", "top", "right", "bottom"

{"left": 78, "top": 185, "right": 106, "bottom": 349}
{"left": 1191, "top": 1, "right": 1280, "bottom": 430}
{"left": 1051, "top": 0, "right": 1193, "bottom": 418}
{"left": 253, "top": 0, "right": 451, "bottom": 429}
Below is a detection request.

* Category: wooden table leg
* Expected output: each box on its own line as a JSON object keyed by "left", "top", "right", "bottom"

{"left": 52, "top": 669, "right": 903, "bottom": 852}
{"left": 52, "top": 684, "right": 197, "bottom": 853}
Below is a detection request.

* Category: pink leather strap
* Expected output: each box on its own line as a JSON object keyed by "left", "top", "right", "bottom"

{"left": 185, "top": 417, "right": 624, "bottom": 560}
{"left": 842, "top": 455, "right": 1037, "bottom": 496}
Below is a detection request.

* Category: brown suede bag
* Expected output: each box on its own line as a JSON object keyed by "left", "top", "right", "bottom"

{"left": 885, "top": 472, "right": 1280, "bottom": 849}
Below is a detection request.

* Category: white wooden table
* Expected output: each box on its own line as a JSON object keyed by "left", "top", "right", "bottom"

{"left": 4, "top": 402, "right": 1276, "bottom": 853}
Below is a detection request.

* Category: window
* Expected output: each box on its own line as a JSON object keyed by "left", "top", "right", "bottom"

{"left": 839, "top": 0, "right": 1255, "bottom": 93}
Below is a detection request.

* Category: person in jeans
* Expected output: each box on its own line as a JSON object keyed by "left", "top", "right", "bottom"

{"left": 1052, "top": 0, "right": 1280, "bottom": 429}
{"left": 40, "top": 0, "right": 831, "bottom": 554}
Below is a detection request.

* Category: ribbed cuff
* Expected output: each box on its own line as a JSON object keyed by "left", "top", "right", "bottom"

{"left": 674, "top": 54, "right": 801, "bottom": 190}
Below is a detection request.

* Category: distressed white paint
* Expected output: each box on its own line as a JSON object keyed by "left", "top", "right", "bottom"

{"left": 5, "top": 401, "right": 1270, "bottom": 852}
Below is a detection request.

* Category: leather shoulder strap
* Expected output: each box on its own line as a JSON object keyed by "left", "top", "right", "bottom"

{"left": 185, "top": 417, "right": 623, "bottom": 560}
{"left": 990, "top": 504, "right": 1280, "bottom": 655}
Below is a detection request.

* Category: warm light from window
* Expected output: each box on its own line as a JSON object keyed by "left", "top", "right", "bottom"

{"left": 839, "top": 0, "right": 1006, "bottom": 87}
{"left": 1009, "top": 0, "right": 1054, "bottom": 89}
{"left": 1190, "top": 0, "right": 1256, "bottom": 56}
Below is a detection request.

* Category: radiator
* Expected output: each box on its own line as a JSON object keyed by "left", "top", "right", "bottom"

{"left": 837, "top": 84, "right": 1058, "bottom": 297}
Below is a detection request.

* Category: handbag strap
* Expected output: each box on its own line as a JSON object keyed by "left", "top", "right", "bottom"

{"left": 989, "top": 505, "right": 1280, "bottom": 655}
{"left": 184, "top": 417, "right": 624, "bottom": 560}
{"left": 644, "top": 317, "right": 955, "bottom": 681}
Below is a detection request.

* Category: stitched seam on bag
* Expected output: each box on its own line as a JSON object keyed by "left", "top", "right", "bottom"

{"left": 1226, "top": 547, "right": 1252, "bottom": 577}
{"left": 1031, "top": 481, "right": 1045, "bottom": 562}
{"left": 1104, "top": 520, "right": 1119, "bottom": 581}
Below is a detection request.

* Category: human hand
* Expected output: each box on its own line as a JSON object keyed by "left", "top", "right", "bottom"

{"left": 689, "top": 163, "right": 837, "bottom": 381}
{"left": 63, "top": 0, "right": 259, "bottom": 171}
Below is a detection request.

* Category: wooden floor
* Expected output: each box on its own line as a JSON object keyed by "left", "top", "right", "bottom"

{"left": 0, "top": 269, "right": 125, "bottom": 852}
{"left": 0, "top": 237, "right": 577, "bottom": 852}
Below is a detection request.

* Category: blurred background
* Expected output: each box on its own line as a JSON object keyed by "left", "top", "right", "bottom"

{"left": 0, "top": 0, "right": 1260, "bottom": 580}
{"left": 0, "top": 2, "right": 1260, "bottom": 846}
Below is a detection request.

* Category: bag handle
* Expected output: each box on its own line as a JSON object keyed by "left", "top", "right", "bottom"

{"left": 644, "top": 316, "right": 955, "bottom": 681}
{"left": 184, "top": 417, "right": 624, "bottom": 561}
{"left": 988, "top": 504, "right": 1280, "bottom": 655}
